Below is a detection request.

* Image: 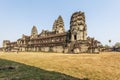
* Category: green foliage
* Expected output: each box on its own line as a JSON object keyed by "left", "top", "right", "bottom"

{"left": 114, "top": 42, "right": 120, "bottom": 47}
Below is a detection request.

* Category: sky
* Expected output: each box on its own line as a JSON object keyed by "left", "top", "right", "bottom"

{"left": 0, "top": 0, "right": 120, "bottom": 47}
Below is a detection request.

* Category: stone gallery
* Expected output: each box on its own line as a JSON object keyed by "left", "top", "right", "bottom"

{"left": 3, "top": 11, "right": 102, "bottom": 53}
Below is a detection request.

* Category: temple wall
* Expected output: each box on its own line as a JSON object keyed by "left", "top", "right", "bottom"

{"left": 80, "top": 45, "right": 88, "bottom": 53}
{"left": 52, "top": 46, "right": 64, "bottom": 53}
{"left": 41, "top": 47, "right": 50, "bottom": 52}
{"left": 39, "top": 46, "right": 64, "bottom": 53}
{"left": 21, "top": 47, "right": 26, "bottom": 51}
{"left": 64, "top": 48, "right": 69, "bottom": 53}
{"left": 73, "top": 48, "right": 80, "bottom": 53}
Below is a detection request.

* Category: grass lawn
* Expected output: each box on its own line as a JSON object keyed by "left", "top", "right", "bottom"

{"left": 0, "top": 52, "right": 120, "bottom": 80}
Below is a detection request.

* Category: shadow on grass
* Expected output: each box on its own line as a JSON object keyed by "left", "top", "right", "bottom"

{"left": 0, "top": 59, "right": 89, "bottom": 80}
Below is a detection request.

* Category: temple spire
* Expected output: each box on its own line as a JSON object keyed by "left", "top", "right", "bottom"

{"left": 52, "top": 15, "right": 65, "bottom": 33}
{"left": 31, "top": 25, "right": 38, "bottom": 38}
{"left": 70, "top": 11, "right": 87, "bottom": 41}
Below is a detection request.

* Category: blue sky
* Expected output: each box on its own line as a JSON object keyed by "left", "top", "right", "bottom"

{"left": 0, "top": 0, "right": 120, "bottom": 47}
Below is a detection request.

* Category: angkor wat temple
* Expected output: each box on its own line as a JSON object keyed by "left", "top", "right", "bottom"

{"left": 3, "top": 11, "right": 102, "bottom": 53}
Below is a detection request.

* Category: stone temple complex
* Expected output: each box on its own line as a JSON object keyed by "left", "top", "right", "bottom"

{"left": 3, "top": 11, "right": 102, "bottom": 53}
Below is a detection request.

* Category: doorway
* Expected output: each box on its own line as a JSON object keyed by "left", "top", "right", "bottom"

{"left": 74, "top": 35, "right": 77, "bottom": 40}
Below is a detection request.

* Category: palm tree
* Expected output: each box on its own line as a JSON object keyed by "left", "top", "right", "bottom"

{"left": 109, "top": 40, "right": 111, "bottom": 47}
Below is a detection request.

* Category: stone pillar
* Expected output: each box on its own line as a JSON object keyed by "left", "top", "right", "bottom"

{"left": 79, "top": 32, "right": 82, "bottom": 40}
{"left": 71, "top": 34, "right": 74, "bottom": 41}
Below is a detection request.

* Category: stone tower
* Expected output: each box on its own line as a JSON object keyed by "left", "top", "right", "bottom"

{"left": 52, "top": 20, "right": 57, "bottom": 32}
{"left": 70, "top": 11, "right": 87, "bottom": 41}
{"left": 3, "top": 40, "right": 10, "bottom": 48}
{"left": 31, "top": 26, "right": 38, "bottom": 38}
{"left": 52, "top": 16, "right": 65, "bottom": 33}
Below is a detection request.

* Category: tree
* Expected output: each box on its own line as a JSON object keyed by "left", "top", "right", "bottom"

{"left": 108, "top": 40, "right": 111, "bottom": 47}
{"left": 109, "top": 40, "right": 111, "bottom": 43}
{"left": 114, "top": 42, "right": 120, "bottom": 47}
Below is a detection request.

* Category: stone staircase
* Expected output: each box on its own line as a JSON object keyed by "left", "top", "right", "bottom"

{"left": 68, "top": 41, "right": 75, "bottom": 53}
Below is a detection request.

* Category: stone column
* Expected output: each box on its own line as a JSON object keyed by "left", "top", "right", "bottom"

{"left": 71, "top": 34, "right": 74, "bottom": 41}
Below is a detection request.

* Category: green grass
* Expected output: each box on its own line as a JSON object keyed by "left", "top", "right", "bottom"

{"left": 0, "top": 59, "right": 87, "bottom": 80}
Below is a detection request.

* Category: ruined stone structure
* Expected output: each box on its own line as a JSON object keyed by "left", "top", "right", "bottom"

{"left": 3, "top": 11, "right": 102, "bottom": 53}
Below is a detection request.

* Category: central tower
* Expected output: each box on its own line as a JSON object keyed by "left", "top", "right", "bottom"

{"left": 70, "top": 11, "right": 87, "bottom": 41}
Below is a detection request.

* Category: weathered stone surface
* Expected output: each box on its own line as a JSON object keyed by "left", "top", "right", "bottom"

{"left": 31, "top": 26, "right": 38, "bottom": 36}
{"left": 31, "top": 26, "right": 38, "bottom": 38}
{"left": 64, "top": 48, "right": 68, "bottom": 53}
{"left": 52, "top": 16, "right": 65, "bottom": 33}
{"left": 94, "top": 48, "right": 99, "bottom": 53}
{"left": 52, "top": 46, "right": 63, "bottom": 53}
{"left": 80, "top": 45, "right": 89, "bottom": 53}
{"left": 70, "top": 11, "right": 87, "bottom": 41}
{"left": 41, "top": 47, "right": 50, "bottom": 52}
{"left": 73, "top": 48, "right": 80, "bottom": 53}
